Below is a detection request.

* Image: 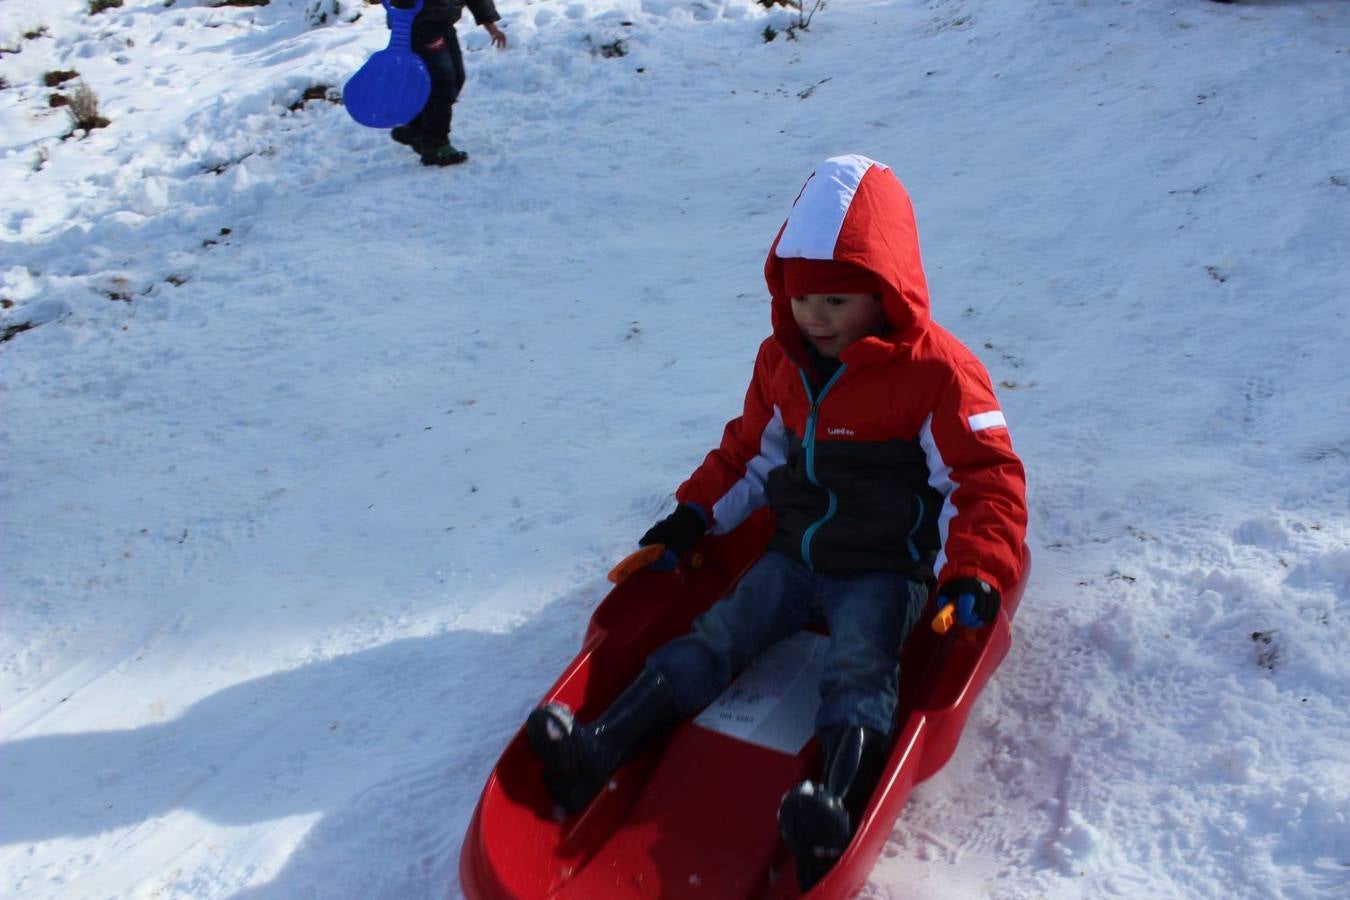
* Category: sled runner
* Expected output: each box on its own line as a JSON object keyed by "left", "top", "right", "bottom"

{"left": 343, "top": 0, "right": 431, "bottom": 128}
{"left": 459, "top": 510, "right": 1030, "bottom": 899}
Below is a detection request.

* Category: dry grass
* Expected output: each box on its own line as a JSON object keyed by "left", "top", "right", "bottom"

{"left": 66, "top": 83, "right": 111, "bottom": 134}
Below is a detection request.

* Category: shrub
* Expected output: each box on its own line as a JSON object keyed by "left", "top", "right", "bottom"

{"left": 797, "top": 0, "right": 826, "bottom": 29}
{"left": 66, "top": 83, "right": 111, "bottom": 134}
{"left": 288, "top": 84, "right": 336, "bottom": 111}
{"left": 44, "top": 69, "right": 80, "bottom": 87}
{"left": 305, "top": 1, "right": 343, "bottom": 25}
{"left": 759, "top": 0, "right": 826, "bottom": 36}
{"left": 89, "top": 0, "right": 125, "bottom": 14}
{"left": 584, "top": 35, "right": 627, "bottom": 59}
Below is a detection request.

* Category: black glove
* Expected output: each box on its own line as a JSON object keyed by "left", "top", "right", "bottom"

{"left": 639, "top": 504, "right": 708, "bottom": 559}
{"left": 937, "top": 578, "right": 1001, "bottom": 629}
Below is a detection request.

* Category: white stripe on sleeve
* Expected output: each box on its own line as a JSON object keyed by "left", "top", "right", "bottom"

{"left": 967, "top": 410, "right": 1007, "bottom": 433}
{"left": 709, "top": 405, "right": 789, "bottom": 535}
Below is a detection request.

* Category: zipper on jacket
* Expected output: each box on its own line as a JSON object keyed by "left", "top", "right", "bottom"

{"left": 797, "top": 365, "right": 846, "bottom": 570}
{"left": 906, "top": 494, "right": 924, "bottom": 562}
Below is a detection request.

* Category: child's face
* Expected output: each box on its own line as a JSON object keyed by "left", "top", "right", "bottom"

{"left": 790, "top": 293, "right": 886, "bottom": 358}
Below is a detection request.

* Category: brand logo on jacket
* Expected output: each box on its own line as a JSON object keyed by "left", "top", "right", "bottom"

{"left": 827, "top": 427, "right": 856, "bottom": 436}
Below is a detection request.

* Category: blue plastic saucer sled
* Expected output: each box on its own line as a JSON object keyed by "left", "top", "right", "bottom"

{"left": 344, "top": 0, "right": 431, "bottom": 128}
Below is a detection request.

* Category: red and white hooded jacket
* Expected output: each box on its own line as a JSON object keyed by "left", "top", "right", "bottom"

{"left": 675, "top": 155, "right": 1027, "bottom": 598}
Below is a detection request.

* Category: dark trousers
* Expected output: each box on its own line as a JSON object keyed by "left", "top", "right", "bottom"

{"left": 408, "top": 22, "right": 466, "bottom": 144}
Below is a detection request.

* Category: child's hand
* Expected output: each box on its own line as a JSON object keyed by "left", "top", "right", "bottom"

{"left": 936, "top": 578, "right": 1001, "bottom": 629}
{"left": 639, "top": 504, "right": 708, "bottom": 570}
{"left": 485, "top": 22, "right": 508, "bottom": 49}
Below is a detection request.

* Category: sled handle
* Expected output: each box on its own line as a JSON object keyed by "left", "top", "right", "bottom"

{"left": 931, "top": 603, "right": 957, "bottom": 635}
{"left": 608, "top": 545, "right": 667, "bottom": 584}
{"left": 932, "top": 602, "right": 1001, "bottom": 639}
{"left": 606, "top": 544, "right": 705, "bottom": 584}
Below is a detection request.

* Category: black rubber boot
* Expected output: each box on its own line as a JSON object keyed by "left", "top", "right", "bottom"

{"left": 390, "top": 125, "right": 422, "bottom": 152}
{"left": 419, "top": 142, "right": 469, "bottom": 166}
{"left": 778, "top": 725, "right": 890, "bottom": 891}
{"left": 526, "top": 668, "right": 683, "bottom": 814}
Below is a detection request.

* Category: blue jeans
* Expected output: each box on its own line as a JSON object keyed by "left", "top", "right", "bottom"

{"left": 646, "top": 552, "right": 927, "bottom": 737}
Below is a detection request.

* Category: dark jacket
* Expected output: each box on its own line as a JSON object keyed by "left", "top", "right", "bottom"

{"left": 413, "top": 0, "right": 501, "bottom": 28}
{"left": 676, "top": 156, "right": 1027, "bottom": 595}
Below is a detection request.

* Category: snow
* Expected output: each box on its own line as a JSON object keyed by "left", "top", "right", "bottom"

{"left": 2, "top": 0, "right": 1348, "bottom": 897}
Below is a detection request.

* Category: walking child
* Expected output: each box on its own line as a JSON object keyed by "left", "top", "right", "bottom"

{"left": 387, "top": 0, "right": 507, "bottom": 166}
{"left": 526, "top": 155, "right": 1029, "bottom": 889}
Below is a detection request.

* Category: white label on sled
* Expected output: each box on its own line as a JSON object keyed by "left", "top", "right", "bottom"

{"left": 693, "top": 631, "right": 827, "bottom": 755}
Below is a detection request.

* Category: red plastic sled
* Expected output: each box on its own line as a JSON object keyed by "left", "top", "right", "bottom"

{"left": 460, "top": 510, "right": 1030, "bottom": 899}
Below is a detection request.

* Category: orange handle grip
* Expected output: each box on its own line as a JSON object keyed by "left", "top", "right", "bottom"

{"left": 607, "top": 544, "right": 666, "bottom": 584}
{"left": 931, "top": 603, "right": 956, "bottom": 635}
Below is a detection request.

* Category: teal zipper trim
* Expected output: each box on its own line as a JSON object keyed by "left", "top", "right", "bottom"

{"left": 797, "top": 365, "right": 846, "bottom": 570}
{"left": 906, "top": 494, "right": 925, "bottom": 561}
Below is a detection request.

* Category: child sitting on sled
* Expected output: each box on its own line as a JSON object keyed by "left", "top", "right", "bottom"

{"left": 526, "top": 154, "right": 1028, "bottom": 890}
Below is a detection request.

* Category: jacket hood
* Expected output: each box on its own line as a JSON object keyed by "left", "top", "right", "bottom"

{"left": 765, "top": 155, "right": 931, "bottom": 367}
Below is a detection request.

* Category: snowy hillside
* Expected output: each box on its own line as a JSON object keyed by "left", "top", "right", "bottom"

{"left": 2, "top": 0, "right": 1348, "bottom": 897}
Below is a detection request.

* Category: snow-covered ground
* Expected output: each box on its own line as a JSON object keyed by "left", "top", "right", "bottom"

{"left": 2, "top": 0, "right": 1348, "bottom": 897}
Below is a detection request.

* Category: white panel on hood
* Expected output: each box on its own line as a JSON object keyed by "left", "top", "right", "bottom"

{"left": 775, "top": 154, "right": 885, "bottom": 260}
